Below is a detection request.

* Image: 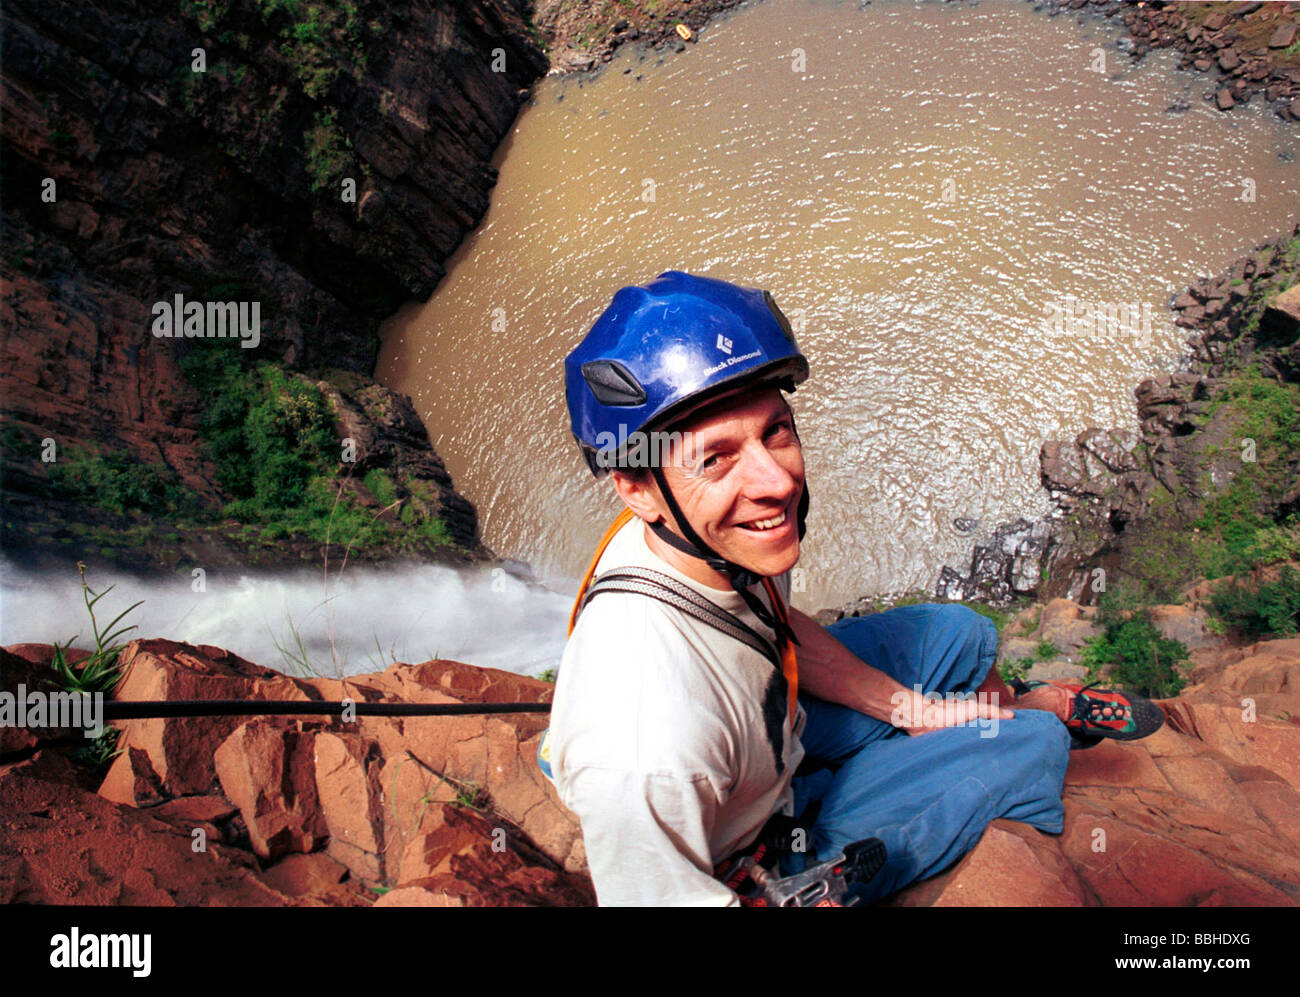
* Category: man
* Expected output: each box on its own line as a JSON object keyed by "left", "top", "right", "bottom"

{"left": 544, "top": 271, "right": 1161, "bottom": 906}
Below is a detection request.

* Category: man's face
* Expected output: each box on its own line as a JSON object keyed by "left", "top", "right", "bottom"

{"left": 650, "top": 386, "right": 805, "bottom": 580}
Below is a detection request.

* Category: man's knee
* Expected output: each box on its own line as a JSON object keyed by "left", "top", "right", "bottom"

{"left": 991, "top": 707, "right": 1072, "bottom": 774}
{"left": 930, "top": 603, "right": 997, "bottom": 653}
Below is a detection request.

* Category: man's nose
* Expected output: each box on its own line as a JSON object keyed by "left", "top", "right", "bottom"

{"left": 737, "top": 440, "right": 800, "bottom": 500}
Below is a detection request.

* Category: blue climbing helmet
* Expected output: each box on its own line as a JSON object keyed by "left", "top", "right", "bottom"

{"left": 565, "top": 271, "right": 811, "bottom": 640}
{"left": 565, "top": 270, "right": 809, "bottom": 477}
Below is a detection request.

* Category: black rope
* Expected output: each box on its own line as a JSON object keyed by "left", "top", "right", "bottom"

{"left": 99, "top": 700, "right": 551, "bottom": 720}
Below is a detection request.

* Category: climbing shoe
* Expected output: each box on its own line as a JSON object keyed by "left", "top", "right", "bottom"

{"left": 1011, "top": 679, "right": 1164, "bottom": 750}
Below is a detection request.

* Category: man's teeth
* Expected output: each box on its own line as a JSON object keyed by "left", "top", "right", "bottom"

{"left": 744, "top": 511, "right": 786, "bottom": 531}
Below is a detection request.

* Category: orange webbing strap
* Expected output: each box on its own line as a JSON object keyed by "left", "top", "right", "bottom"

{"left": 762, "top": 577, "right": 800, "bottom": 728}
{"left": 568, "top": 507, "right": 637, "bottom": 636}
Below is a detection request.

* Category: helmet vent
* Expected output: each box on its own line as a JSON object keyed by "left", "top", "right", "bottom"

{"left": 581, "top": 360, "right": 647, "bottom": 407}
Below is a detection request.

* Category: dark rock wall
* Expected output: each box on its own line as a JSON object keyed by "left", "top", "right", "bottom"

{"left": 1, "top": 0, "right": 549, "bottom": 553}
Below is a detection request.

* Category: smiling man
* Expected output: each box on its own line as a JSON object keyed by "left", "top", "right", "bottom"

{"left": 545, "top": 271, "right": 1158, "bottom": 906}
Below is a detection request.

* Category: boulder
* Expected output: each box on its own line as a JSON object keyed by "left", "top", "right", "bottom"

{"left": 213, "top": 719, "right": 328, "bottom": 861}
{"left": 260, "top": 852, "right": 365, "bottom": 906}
{"left": 1268, "top": 23, "right": 1298, "bottom": 48}
{"left": 381, "top": 803, "right": 593, "bottom": 907}
{"left": 313, "top": 730, "right": 387, "bottom": 881}
{"left": 110, "top": 639, "right": 315, "bottom": 796}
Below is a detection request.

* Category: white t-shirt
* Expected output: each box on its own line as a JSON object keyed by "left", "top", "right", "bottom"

{"left": 549, "top": 515, "right": 807, "bottom": 906}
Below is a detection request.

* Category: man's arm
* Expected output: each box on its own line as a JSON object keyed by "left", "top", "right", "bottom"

{"left": 788, "top": 607, "right": 1011, "bottom": 734}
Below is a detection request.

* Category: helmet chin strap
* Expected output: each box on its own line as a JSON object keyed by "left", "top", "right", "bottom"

{"left": 647, "top": 464, "right": 805, "bottom": 648}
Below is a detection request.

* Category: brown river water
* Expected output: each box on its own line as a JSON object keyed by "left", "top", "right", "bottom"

{"left": 377, "top": 0, "right": 1300, "bottom": 612}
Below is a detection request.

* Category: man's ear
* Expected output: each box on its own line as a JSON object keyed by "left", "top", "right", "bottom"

{"left": 610, "top": 470, "right": 663, "bottom": 525}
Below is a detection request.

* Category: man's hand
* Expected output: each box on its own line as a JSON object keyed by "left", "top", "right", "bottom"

{"left": 889, "top": 686, "right": 1012, "bottom": 736}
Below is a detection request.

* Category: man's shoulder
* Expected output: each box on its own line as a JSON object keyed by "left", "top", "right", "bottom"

{"left": 563, "top": 587, "right": 716, "bottom": 686}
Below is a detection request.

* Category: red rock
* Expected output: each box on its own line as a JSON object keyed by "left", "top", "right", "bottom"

{"left": 891, "top": 625, "right": 1300, "bottom": 907}
{"left": 372, "top": 883, "right": 471, "bottom": 907}
{"left": 1061, "top": 794, "right": 1295, "bottom": 905}
{"left": 1216, "top": 87, "right": 1236, "bottom": 110}
{"left": 213, "top": 719, "right": 327, "bottom": 860}
{"left": 1268, "top": 23, "right": 1298, "bottom": 48}
{"left": 97, "top": 745, "right": 166, "bottom": 807}
{"left": 889, "top": 820, "right": 1089, "bottom": 906}
{"left": 110, "top": 639, "right": 316, "bottom": 796}
{"left": 0, "top": 644, "right": 92, "bottom": 753}
{"left": 1218, "top": 48, "right": 1242, "bottom": 71}
{"left": 384, "top": 804, "right": 593, "bottom": 907}
{"left": 313, "top": 731, "right": 386, "bottom": 880}
{"left": 0, "top": 768, "right": 293, "bottom": 905}
{"left": 260, "top": 852, "right": 365, "bottom": 905}
{"left": 1066, "top": 739, "right": 1174, "bottom": 792}
{"left": 1149, "top": 603, "right": 1221, "bottom": 651}
{"left": 1035, "top": 597, "right": 1100, "bottom": 652}
{"left": 150, "top": 794, "right": 237, "bottom": 825}
{"left": 1163, "top": 700, "right": 1300, "bottom": 787}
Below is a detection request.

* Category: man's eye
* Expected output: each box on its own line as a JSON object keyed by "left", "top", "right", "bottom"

{"left": 766, "top": 421, "right": 794, "bottom": 440}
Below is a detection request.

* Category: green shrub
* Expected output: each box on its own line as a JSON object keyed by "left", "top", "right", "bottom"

{"left": 363, "top": 468, "right": 398, "bottom": 506}
{"left": 257, "top": 0, "right": 365, "bottom": 98}
{"left": 48, "top": 445, "right": 191, "bottom": 516}
{"left": 179, "top": 344, "right": 454, "bottom": 552}
{"left": 997, "top": 656, "right": 1033, "bottom": 685}
{"left": 304, "top": 110, "right": 355, "bottom": 193}
{"left": 1079, "top": 599, "right": 1188, "bottom": 699}
{"left": 1208, "top": 565, "right": 1300, "bottom": 638}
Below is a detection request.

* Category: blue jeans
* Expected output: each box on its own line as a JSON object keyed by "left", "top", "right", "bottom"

{"left": 781, "top": 603, "right": 1070, "bottom": 904}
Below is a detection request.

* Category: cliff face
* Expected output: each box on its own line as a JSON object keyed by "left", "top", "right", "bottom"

{"left": 0, "top": 0, "right": 548, "bottom": 561}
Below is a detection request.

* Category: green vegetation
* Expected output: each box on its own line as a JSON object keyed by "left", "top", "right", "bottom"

{"left": 998, "top": 656, "right": 1033, "bottom": 685}
{"left": 0, "top": 416, "right": 29, "bottom": 457}
{"left": 961, "top": 599, "right": 1024, "bottom": 636}
{"left": 304, "top": 110, "right": 356, "bottom": 194}
{"left": 1078, "top": 587, "right": 1188, "bottom": 699}
{"left": 44, "top": 563, "right": 141, "bottom": 773}
{"left": 450, "top": 778, "right": 488, "bottom": 813}
{"left": 363, "top": 468, "right": 398, "bottom": 507}
{"left": 1189, "top": 366, "right": 1300, "bottom": 579}
{"left": 996, "top": 634, "right": 1060, "bottom": 686}
{"left": 181, "top": 0, "right": 230, "bottom": 34}
{"left": 256, "top": 0, "right": 366, "bottom": 99}
{"left": 178, "top": 342, "right": 454, "bottom": 555}
{"left": 1208, "top": 565, "right": 1300, "bottom": 638}
{"left": 47, "top": 562, "right": 141, "bottom": 695}
{"left": 537, "top": 668, "right": 557, "bottom": 683}
{"left": 48, "top": 445, "right": 194, "bottom": 517}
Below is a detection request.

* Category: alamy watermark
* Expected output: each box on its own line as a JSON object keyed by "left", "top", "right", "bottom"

{"left": 594, "top": 427, "right": 697, "bottom": 472}
{"left": 1043, "top": 296, "right": 1154, "bottom": 347}
{"left": 0, "top": 684, "right": 104, "bottom": 739}
{"left": 50, "top": 928, "right": 151, "bottom": 977}
{"left": 890, "top": 685, "right": 1001, "bottom": 738}
{"left": 151, "top": 292, "right": 260, "bottom": 348}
